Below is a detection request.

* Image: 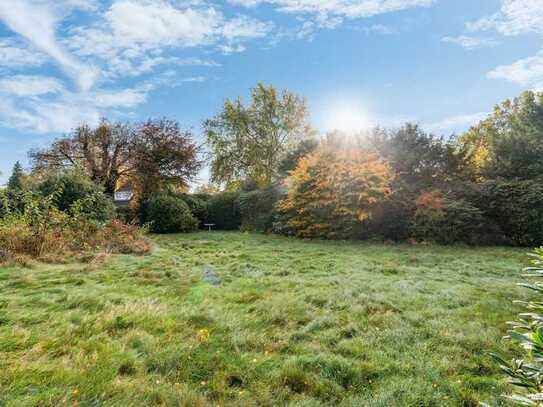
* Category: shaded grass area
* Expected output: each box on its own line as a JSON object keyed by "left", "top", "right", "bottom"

{"left": 0, "top": 232, "right": 527, "bottom": 406}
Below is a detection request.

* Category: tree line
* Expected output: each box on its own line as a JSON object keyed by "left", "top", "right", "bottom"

{"left": 3, "top": 84, "right": 543, "bottom": 246}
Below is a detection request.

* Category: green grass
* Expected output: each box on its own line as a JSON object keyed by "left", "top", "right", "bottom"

{"left": 0, "top": 232, "right": 529, "bottom": 406}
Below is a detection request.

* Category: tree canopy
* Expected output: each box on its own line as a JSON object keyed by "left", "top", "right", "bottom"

{"left": 460, "top": 90, "right": 543, "bottom": 181}
{"left": 372, "top": 123, "right": 468, "bottom": 192}
{"left": 277, "top": 136, "right": 391, "bottom": 239}
{"left": 204, "top": 83, "right": 315, "bottom": 186}
{"left": 30, "top": 119, "right": 201, "bottom": 195}
{"left": 132, "top": 119, "right": 202, "bottom": 197}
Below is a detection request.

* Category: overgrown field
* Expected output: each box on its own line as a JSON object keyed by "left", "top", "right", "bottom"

{"left": 0, "top": 232, "right": 528, "bottom": 406}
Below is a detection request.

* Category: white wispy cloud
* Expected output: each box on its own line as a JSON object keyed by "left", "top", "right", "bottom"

{"left": 365, "top": 24, "right": 395, "bottom": 35}
{"left": 425, "top": 112, "right": 489, "bottom": 134}
{"left": 0, "top": 39, "right": 46, "bottom": 68}
{"left": 66, "top": 0, "right": 271, "bottom": 77}
{"left": 0, "top": 75, "right": 65, "bottom": 97}
{"left": 0, "top": 69, "right": 209, "bottom": 134}
{"left": 230, "top": 0, "right": 434, "bottom": 41}
{"left": 229, "top": 0, "right": 436, "bottom": 18}
{"left": 0, "top": 0, "right": 440, "bottom": 135}
{"left": 488, "top": 52, "right": 543, "bottom": 90}
{"left": 442, "top": 35, "right": 497, "bottom": 50}
{"left": 0, "top": 0, "right": 99, "bottom": 91}
{"left": 0, "top": 0, "right": 268, "bottom": 134}
{"left": 466, "top": 0, "right": 543, "bottom": 90}
{"left": 467, "top": 0, "right": 543, "bottom": 36}
{"left": 0, "top": 97, "right": 102, "bottom": 134}
{"left": 92, "top": 88, "right": 149, "bottom": 109}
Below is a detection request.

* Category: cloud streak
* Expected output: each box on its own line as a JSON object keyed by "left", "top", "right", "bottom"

{"left": 425, "top": 112, "right": 489, "bottom": 134}
{"left": 441, "top": 35, "right": 497, "bottom": 50}
{"left": 488, "top": 52, "right": 543, "bottom": 90}
{"left": 467, "top": 0, "right": 543, "bottom": 36}
{"left": 0, "top": 0, "right": 268, "bottom": 134}
{"left": 0, "top": 0, "right": 98, "bottom": 91}
{"left": 229, "top": 0, "right": 436, "bottom": 18}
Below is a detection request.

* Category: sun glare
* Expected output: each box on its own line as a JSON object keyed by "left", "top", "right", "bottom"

{"left": 325, "top": 103, "right": 373, "bottom": 133}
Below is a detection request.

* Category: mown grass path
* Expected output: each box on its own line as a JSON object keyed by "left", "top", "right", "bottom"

{"left": 0, "top": 232, "right": 527, "bottom": 406}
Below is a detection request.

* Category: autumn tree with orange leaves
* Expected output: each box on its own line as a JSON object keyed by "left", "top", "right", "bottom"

{"left": 276, "top": 140, "right": 392, "bottom": 239}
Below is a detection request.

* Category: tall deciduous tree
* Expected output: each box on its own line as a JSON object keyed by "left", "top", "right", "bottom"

{"left": 277, "top": 138, "right": 391, "bottom": 239}
{"left": 372, "top": 123, "right": 468, "bottom": 193}
{"left": 29, "top": 119, "right": 201, "bottom": 195}
{"left": 204, "top": 83, "right": 315, "bottom": 186}
{"left": 30, "top": 120, "right": 134, "bottom": 194}
{"left": 133, "top": 119, "right": 201, "bottom": 196}
{"left": 460, "top": 90, "right": 543, "bottom": 181}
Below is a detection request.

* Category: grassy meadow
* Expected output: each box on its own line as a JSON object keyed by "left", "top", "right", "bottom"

{"left": 0, "top": 232, "right": 529, "bottom": 406}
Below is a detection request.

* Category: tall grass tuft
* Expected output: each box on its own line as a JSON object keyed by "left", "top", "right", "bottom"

{"left": 0, "top": 191, "right": 150, "bottom": 263}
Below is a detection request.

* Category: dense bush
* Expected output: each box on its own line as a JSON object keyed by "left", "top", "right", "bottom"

{"left": 207, "top": 191, "right": 241, "bottom": 230}
{"left": 409, "top": 191, "right": 503, "bottom": 245}
{"left": 146, "top": 194, "right": 198, "bottom": 233}
{"left": 0, "top": 192, "right": 67, "bottom": 258}
{"left": 39, "top": 171, "right": 115, "bottom": 222}
{"left": 0, "top": 190, "right": 8, "bottom": 219}
{"left": 476, "top": 178, "right": 543, "bottom": 246}
{"left": 177, "top": 193, "right": 210, "bottom": 227}
{"left": 92, "top": 221, "right": 150, "bottom": 255}
{"left": 365, "top": 193, "right": 413, "bottom": 241}
{"left": 115, "top": 205, "right": 138, "bottom": 224}
{"left": 238, "top": 187, "right": 281, "bottom": 232}
{"left": 0, "top": 191, "right": 150, "bottom": 262}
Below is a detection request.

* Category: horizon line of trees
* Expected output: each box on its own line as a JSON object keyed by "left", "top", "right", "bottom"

{"left": 2, "top": 84, "right": 543, "bottom": 246}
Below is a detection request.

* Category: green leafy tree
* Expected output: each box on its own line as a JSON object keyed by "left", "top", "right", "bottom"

{"left": 7, "top": 161, "right": 24, "bottom": 191}
{"left": 475, "top": 178, "right": 543, "bottom": 246}
{"left": 460, "top": 91, "right": 543, "bottom": 181}
{"left": 278, "top": 138, "right": 319, "bottom": 177}
{"left": 204, "top": 83, "right": 315, "bottom": 186}
{"left": 372, "top": 123, "right": 468, "bottom": 193}
{"left": 38, "top": 170, "right": 115, "bottom": 223}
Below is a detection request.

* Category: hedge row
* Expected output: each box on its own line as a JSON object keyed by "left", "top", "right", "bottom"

{"left": 142, "top": 178, "right": 543, "bottom": 246}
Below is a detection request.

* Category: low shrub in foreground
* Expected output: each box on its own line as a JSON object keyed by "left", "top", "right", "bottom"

{"left": 0, "top": 191, "right": 150, "bottom": 262}
{"left": 146, "top": 194, "right": 198, "bottom": 233}
{"left": 488, "top": 248, "right": 543, "bottom": 406}
{"left": 38, "top": 170, "right": 115, "bottom": 223}
{"left": 91, "top": 221, "right": 150, "bottom": 255}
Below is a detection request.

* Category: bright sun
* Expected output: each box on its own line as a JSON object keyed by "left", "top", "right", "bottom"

{"left": 325, "top": 103, "right": 372, "bottom": 133}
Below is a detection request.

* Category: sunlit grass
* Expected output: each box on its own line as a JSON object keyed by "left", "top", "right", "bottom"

{"left": 0, "top": 232, "right": 526, "bottom": 406}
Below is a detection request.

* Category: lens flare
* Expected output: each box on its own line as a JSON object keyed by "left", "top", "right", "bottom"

{"left": 325, "top": 102, "right": 373, "bottom": 132}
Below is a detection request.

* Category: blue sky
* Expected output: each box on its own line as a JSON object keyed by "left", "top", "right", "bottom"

{"left": 0, "top": 0, "right": 541, "bottom": 185}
